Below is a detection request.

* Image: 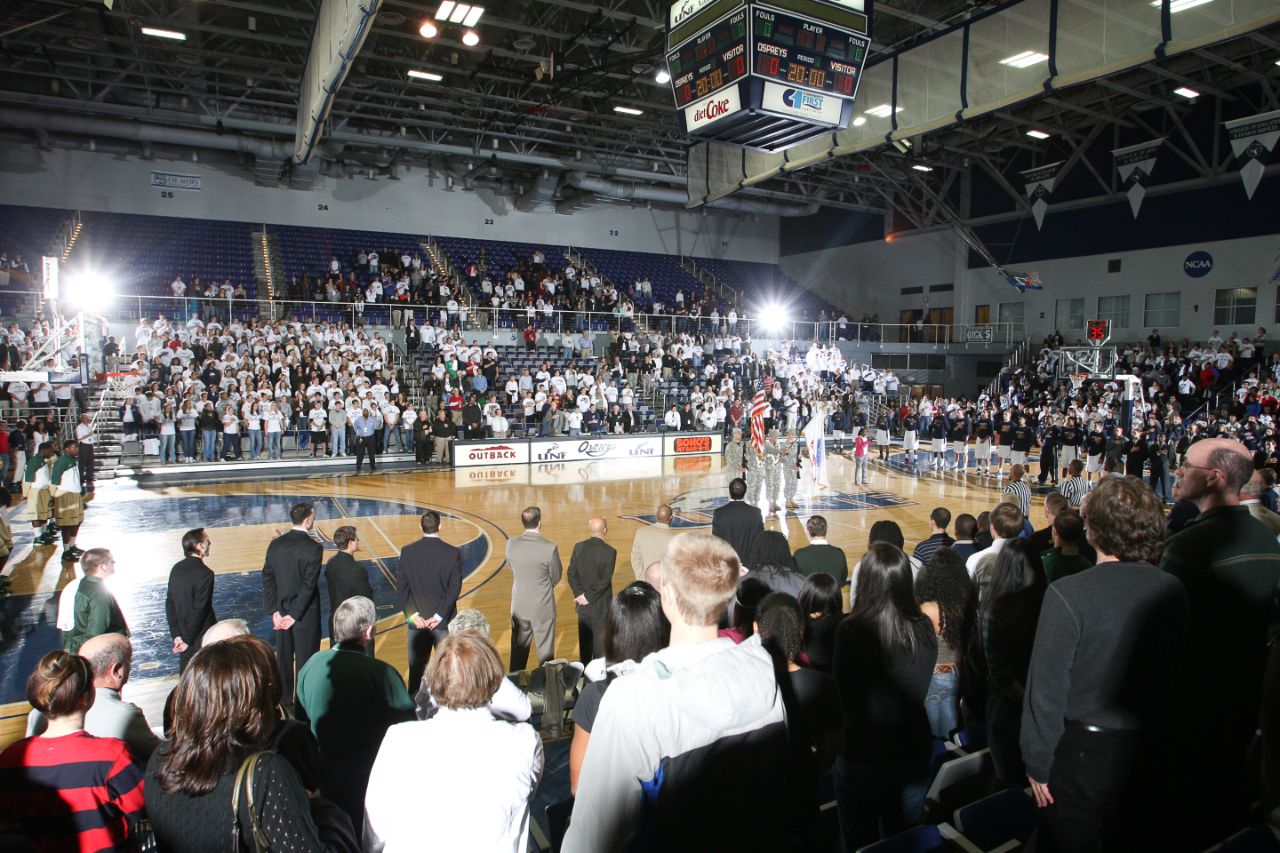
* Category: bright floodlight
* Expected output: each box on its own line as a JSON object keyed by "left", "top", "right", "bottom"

{"left": 759, "top": 304, "right": 788, "bottom": 335}
{"left": 65, "top": 270, "right": 115, "bottom": 314}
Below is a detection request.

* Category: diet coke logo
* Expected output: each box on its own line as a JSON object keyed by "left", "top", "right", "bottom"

{"left": 695, "top": 98, "right": 732, "bottom": 122}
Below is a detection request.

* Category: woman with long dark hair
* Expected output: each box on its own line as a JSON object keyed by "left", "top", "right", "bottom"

{"left": 568, "top": 582, "right": 669, "bottom": 794}
{"left": 832, "top": 543, "right": 938, "bottom": 850}
{"left": 145, "top": 635, "right": 357, "bottom": 851}
{"left": 915, "top": 549, "right": 977, "bottom": 739}
{"left": 798, "top": 571, "right": 844, "bottom": 672}
{"left": 980, "top": 537, "right": 1046, "bottom": 787}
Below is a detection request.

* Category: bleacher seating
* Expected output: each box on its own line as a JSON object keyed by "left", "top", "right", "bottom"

{"left": 274, "top": 225, "right": 427, "bottom": 287}
{"left": 694, "top": 256, "right": 838, "bottom": 320}
{"left": 575, "top": 247, "right": 702, "bottom": 312}
{"left": 952, "top": 787, "right": 1036, "bottom": 851}
{"left": 0, "top": 204, "right": 69, "bottom": 317}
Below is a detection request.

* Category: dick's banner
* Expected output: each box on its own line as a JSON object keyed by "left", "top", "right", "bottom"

{"left": 1225, "top": 109, "right": 1280, "bottom": 200}
{"left": 1112, "top": 139, "right": 1163, "bottom": 219}
{"left": 1021, "top": 161, "right": 1063, "bottom": 231}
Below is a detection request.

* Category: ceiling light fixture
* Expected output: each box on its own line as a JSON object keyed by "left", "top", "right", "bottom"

{"left": 435, "top": 1, "right": 456, "bottom": 20}
{"left": 655, "top": 69, "right": 671, "bottom": 85}
{"left": 408, "top": 69, "right": 444, "bottom": 82}
{"left": 613, "top": 105, "right": 644, "bottom": 116}
{"left": 999, "top": 50, "right": 1048, "bottom": 68}
{"left": 1173, "top": 86, "right": 1199, "bottom": 98}
{"left": 1025, "top": 129, "right": 1050, "bottom": 139}
{"left": 1152, "top": 0, "right": 1214, "bottom": 12}
{"left": 864, "top": 104, "right": 902, "bottom": 118}
{"left": 852, "top": 116, "right": 867, "bottom": 127}
{"left": 141, "top": 27, "right": 187, "bottom": 41}
{"left": 461, "top": 30, "right": 480, "bottom": 46}
{"left": 912, "top": 164, "right": 933, "bottom": 172}
{"left": 419, "top": 20, "right": 438, "bottom": 38}
{"left": 462, "top": 6, "right": 485, "bottom": 26}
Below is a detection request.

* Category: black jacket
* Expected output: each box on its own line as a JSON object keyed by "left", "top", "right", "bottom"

{"left": 325, "top": 551, "right": 374, "bottom": 635}
{"left": 712, "top": 500, "right": 764, "bottom": 568}
{"left": 567, "top": 537, "right": 617, "bottom": 606}
{"left": 263, "top": 529, "right": 324, "bottom": 622}
{"left": 395, "top": 536, "right": 462, "bottom": 624}
{"left": 166, "top": 556, "right": 217, "bottom": 648}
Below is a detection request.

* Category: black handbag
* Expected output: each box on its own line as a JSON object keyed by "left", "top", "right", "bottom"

{"left": 230, "top": 752, "right": 271, "bottom": 852}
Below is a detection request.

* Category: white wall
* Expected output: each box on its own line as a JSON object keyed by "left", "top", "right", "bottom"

{"left": 0, "top": 146, "right": 780, "bottom": 263}
{"left": 782, "top": 228, "right": 1280, "bottom": 342}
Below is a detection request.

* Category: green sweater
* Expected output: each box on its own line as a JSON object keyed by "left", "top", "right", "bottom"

{"left": 63, "top": 576, "right": 130, "bottom": 654}
{"left": 793, "top": 542, "right": 850, "bottom": 586}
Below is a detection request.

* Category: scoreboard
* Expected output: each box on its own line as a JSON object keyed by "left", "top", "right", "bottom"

{"left": 667, "top": 0, "right": 871, "bottom": 150}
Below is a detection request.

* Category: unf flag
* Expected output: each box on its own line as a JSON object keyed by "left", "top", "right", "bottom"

{"left": 1225, "top": 109, "right": 1280, "bottom": 200}
{"left": 1112, "top": 139, "right": 1163, "bottom": 219}
{"left": 1021, "top": 161, "right": 1063, "bottom": 231}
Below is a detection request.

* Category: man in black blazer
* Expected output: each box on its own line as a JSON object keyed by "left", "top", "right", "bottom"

{"left": 263, "top": 501, "right": 324, "bottom": 708}
{"left": 711, "top": 477, "right": 763, "bottom": 569}
{"left": 326, "top": 525, "right": 375, "bottom": 656}
{"left": 395, "top": 509, "right": 463, "bottom": 692}
{"left": 567, "top": 517, "right": 617, "bottom": 663}
{"left": 166, "top": 527, "right": 217, "bottom": 673}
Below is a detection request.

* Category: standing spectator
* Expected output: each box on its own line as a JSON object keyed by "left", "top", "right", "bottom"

{"left": 296, "top": 596, "right": 416, "bottom": 831}
{"left": 564, "top": 534, "right": 786, "bottom": 852}
{"left": 567, "top": 517, "right": 617, "bottom": 664}
{"left": 1161, "top": 438, "right": 1280, "bottom": 847}
{"left": 63, "top": 548, "right": 129, "bottom": 654}
{"left": 0, "top": 651, "right": 146, "bottom": 850}
{"left": 74, "top": 413, "right": 96, "bottom": 494}
{"left": 1040, "top": 510, "right": 1093, "bottom": 583}
{"left": 506, "top": 506, "right": 563, "bottom": 671}
{"left": 798, "top": 571, "right": 844, "bottom": 672}
{"left": 832, "top": 543, "right": 938, "bottom": 849}
{"left": 352, "top": 407, "right": 380, "bottom": 473}
{"left": 915, "top": 549, "right": 976, "bottom": 740}
{"left": 744, "top": 530, "right": 805, "bottom": 597}
{"left": 1022, "top": 476, "right": 1189, "bottom": 853}
{"left": 395, "top": 510, "right": 462, "bottom": 691}
{"left": 364, "top": 632, "right": 543, "bottom": 852}
{"left": 911, "top": 507, "right": 954, "bottom": 565}
{"left": 144, "top": 636, "right": 358, "bottom": 850}
{"left": 50, "top": 440, "right": 84, "bottom": 562}
{"left": 166, "top": 527, "right": 217, "bottom": 672}
{"left": 981, "top": 539, "right": 1046, "bottom": 788}
{"left": 950, "top": 513, "right": 980, "bottom": 563}
{"left": 324, "top": 526, "right": 375, "bottom": 653}
{"left": 712, "top": 477, "right": 764, "bottom": 567}
{"left": 630, "top": 503, "right": 678, "bottom": 581}
{"left": 262, "top": 502, "right": 324, "bottom": 709}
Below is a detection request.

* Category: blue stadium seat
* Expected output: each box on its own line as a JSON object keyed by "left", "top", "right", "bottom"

{"left": 952, "top": 788, "right": 1035, "bottom": 851}
{"left": 855, "top": 824, "right": 947, "bottom": 853}
{"left": 1214, "top": 825, "right": 1280, "bottom": 852}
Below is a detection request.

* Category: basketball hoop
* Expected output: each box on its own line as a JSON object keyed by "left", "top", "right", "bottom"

{"left": 1069, "top": 373, "right": 1090, "bottom": 394}
{"left": 102, "top": 371, "right": 143, "bottom": 397}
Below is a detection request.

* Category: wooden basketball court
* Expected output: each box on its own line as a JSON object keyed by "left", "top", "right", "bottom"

{"left": 0, "top": 451, "right": 1046, "bottom": 748}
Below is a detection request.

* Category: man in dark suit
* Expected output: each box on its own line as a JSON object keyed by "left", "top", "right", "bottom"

{"left": 567, "top": 517, "right": 617, "bottom": 664}
{"left": 326, "top": 525, "right": 375, "bottom": 656}
{"left": 711, "top": 477, "right": 762, "bottom": 569}
{"left": 166, "top": 527, "right": 217, "bottom": 673}
{"left": 395, "top": 509, "right": 463, "bottom": 692}
{"left": 263, "top": 501, "right": 324, "bottom": 708}
{"left": 792, "top": 515, "right": 850, "bottom": 586}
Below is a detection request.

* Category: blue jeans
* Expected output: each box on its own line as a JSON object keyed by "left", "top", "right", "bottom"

{"left": 330, "top": 426, "right": 346, "bottom": 456}
{"left": 248, "top": 429, "right": 263, "bottom": 460}
{"left": 384, "top": 424, "right": 403, "bottom": 453}
{"left": 159, "top": 433, "right": 176, "bottom": 463}
{"left": 834, "top": 754, "right": 929, "bottom": 851}
{"left": 267, "top": 432, "right": 282, "bottom": 459}
{"left": 925, "top": 669, "right": 960, "bottom": 739}
{"left": 201, "top": 429, "right": 218, "bottom": 461}
{"left": 179, "top": 430, "right": 196, "bottom": 460}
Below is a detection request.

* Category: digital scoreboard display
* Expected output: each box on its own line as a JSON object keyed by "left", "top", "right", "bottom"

{"left": 668, "top": 8, "right": 749, "bottom": 108}
{"left": 751, "top": 6, "right": 869, "bottom": 96}
{"left": 1086, "top": 320, "right": 1112, "bottom": 344}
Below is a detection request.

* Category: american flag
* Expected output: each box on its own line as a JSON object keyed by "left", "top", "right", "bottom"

{"left": 750, "top": 390, "right": 769, "bottom": 455}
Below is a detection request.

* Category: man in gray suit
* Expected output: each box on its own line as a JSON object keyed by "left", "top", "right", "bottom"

{"left": 28, "top": 633, "right": 159, "bottom": 761}
{"left": 630, "top": 504, "right": 679, "bottom": 580}
{"left": 568, "top": 517, "right": 617, "bottom": 664}
{"left": 507, "top": 506, "right": 563, "bottom": 671}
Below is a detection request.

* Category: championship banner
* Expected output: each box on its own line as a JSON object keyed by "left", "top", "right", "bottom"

{"left": 1112, "top": 139, "right": 1163, "bottom": 219}
{"left": 1225, "top": 109, "right": 1280, "bottom": 200}
{"left": 1021, "top": 161, "right": 1063, "bottom": 231}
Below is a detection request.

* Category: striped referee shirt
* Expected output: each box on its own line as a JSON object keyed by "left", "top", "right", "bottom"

{"left": 1059, "top": 476, "right": 1089, "bottom": 508}
{"left": 1004, "top": 480, "right": 1032, "bottom": 517}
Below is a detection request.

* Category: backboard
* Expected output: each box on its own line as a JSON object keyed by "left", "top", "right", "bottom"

{"left": 1056, "top": 346, "right": 1117, "bottom": 378}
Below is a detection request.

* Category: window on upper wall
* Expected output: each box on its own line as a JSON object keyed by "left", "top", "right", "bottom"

{"left": 1143, "top": 291, "right": 1180, "bottom": 329}
{"left": 1054, "top": 298, "right": 1084, "bottom": 331}
{"left": 997, "top": 302, "right": 1024, "bottom": 326}
{"left": 1096, "top": 295, "right": 1130, "bottom": 329}
{"left": 1215, "top": 287, "right": 1257, "bottom": 326}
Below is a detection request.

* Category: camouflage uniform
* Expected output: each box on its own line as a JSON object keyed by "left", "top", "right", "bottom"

{"left": 723, "top": 437, "right": 749, "bottom": 488}
{"left": 764, "top": 434, "right": 784, "bottom": 510}
{"left": 781, "top": 434, "right": 808, "bottom": 507}
{"left": 744, "top": 444, "right": 763, "bottom": 506}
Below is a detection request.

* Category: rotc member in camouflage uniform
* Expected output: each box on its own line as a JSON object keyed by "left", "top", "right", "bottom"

{"left": 723, "top": 427, "right": 750, "bottom": 488}
{"left": 763, "top": 429, "right": 785, "bottom": 513}
{"left": 781, "top": 428, "right": 809, "bottom": 510}
{"left": 744, "top": 438, "right": 763, "bottom": 507}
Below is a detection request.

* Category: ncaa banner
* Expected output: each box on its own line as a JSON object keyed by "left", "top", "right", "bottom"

{"left": 1021, "top": 160, "right": 1063, "bottom": 232}
{"left": 1112, "top": 139, "right": 1163, "bottom": 219}
{"left": 149, "top": 171, "right": 203, "bottom": 191}
{"left": 1225, "top": 109, "right": 1280, "bottom": 200}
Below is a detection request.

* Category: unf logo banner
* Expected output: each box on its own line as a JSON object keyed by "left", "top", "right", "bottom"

{"left": 1021, "top": 161, "right": 1063, "bottom": 231}
{"left": 1224, "top": 109, "right": 1280, "bottom": 200}
{"left": 1112, "top": 139, "right": 1163, "bottom": 219}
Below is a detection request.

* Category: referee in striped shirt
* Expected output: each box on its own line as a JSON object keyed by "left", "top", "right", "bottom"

{"left": 1059, "top": 459, "right": 1089, "bottom": 508}
{"left": 1003, "top": 463, "right": 1032, "bottom": 517}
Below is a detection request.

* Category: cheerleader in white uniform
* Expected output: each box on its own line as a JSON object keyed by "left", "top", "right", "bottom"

{"left": 901, "top": 412, "right": 920, "bottom": 470}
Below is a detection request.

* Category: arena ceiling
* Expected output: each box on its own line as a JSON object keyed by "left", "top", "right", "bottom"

{"left": 0, "top": 0, "right": 1278, "bottom": 223}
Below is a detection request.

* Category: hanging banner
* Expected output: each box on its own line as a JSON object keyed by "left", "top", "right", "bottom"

{"left": 1224, "top": 109, "right": 1280, "bottom": 200}
{"left": 149, "top": 171, "right": 203, "bottom": 191}
{"left": 1112, "top": 139, "right": 1163, "bottom": 219}
{"left": 1021, "top": 160, "right": 1063, "bottom": 231}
